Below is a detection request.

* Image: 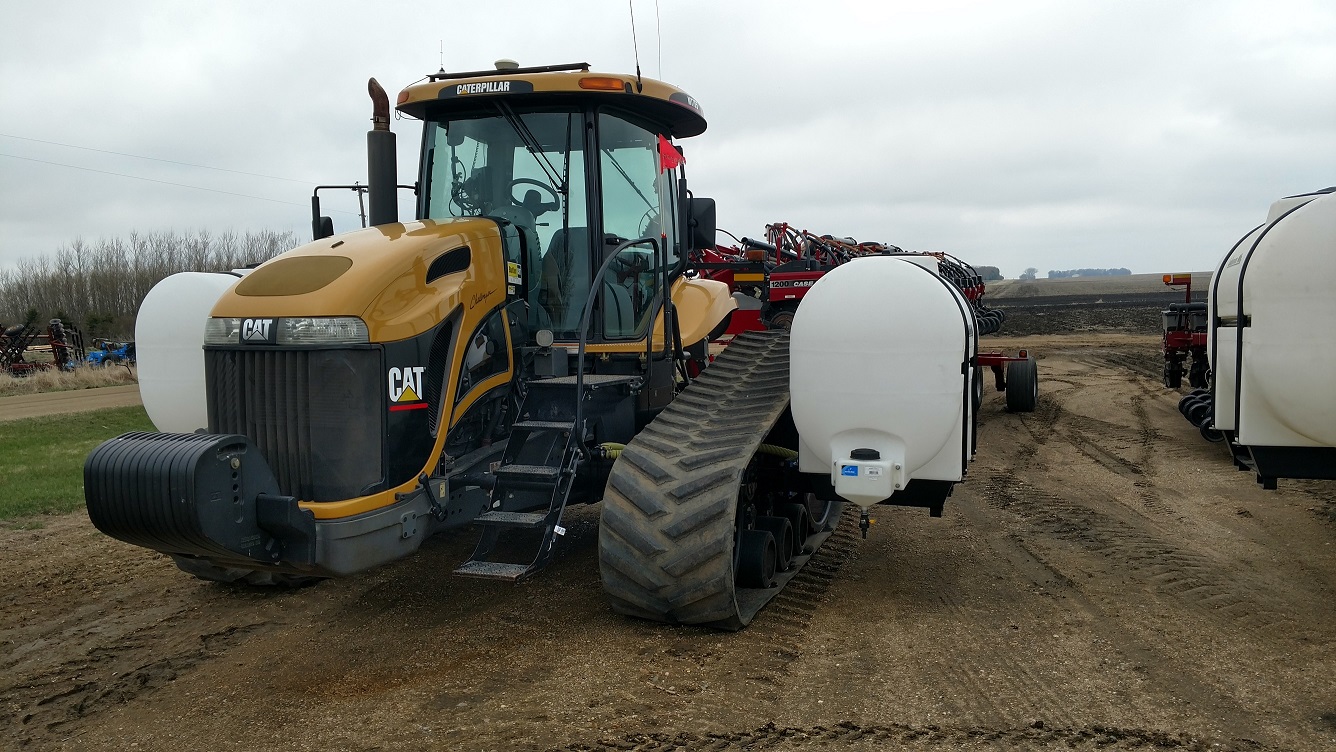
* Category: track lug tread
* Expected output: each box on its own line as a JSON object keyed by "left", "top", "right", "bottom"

{"left": 599, "top": 331, "right": 836, "bottom": 629}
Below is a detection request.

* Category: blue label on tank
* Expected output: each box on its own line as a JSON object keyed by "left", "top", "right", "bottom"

{"left": 840, "top": 464, "right": 858, "bottom": 477}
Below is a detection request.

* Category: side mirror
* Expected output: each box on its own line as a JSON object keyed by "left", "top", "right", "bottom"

{"left": 688, "top": 196, "right": 716, "bottom": 251}
{"left": 311, "top": 196, "right": 334, "bottom": 240}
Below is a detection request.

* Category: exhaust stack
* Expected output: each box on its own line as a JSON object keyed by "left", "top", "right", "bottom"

{"left": 367, "top": 78, "right": 397, "bottom": 226}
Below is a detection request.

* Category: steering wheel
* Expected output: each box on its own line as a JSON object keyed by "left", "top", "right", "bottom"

{"left": 509, "top": 178, "right": 561, "bottom": 215}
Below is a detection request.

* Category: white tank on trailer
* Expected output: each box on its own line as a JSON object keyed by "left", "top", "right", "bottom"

{"left": 789, "top": 255, "right": 975, "bottom": 510}
{"left": 1201, "top": 187, "right": 1336, "bottom": 485}
{"left": 135, "top": 271, "right": 244, "bottom": 433}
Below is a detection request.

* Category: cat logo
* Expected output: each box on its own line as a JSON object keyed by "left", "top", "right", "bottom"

{"left": 241, "top": 318, "right": 275, "bottom": 343}
{"left": 388, "top": 366, "right": 427, "bottom": 411}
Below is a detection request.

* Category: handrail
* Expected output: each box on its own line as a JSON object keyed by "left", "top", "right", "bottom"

{"left": 573, "top": 236, "right": 663, "bottom": 456}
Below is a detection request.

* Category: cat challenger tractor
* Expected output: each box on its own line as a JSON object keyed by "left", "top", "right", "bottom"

{"left": 86, "top": 62, "right": 986, "bottom": 629}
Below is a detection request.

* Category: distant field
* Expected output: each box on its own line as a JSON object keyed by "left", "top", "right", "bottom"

{"left": 987, "top": 272, "right": 1212, "bottom": 299}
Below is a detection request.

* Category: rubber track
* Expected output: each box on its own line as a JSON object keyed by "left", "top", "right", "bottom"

{"left": 598, "top": 330, "right": 837, "bottom": 630}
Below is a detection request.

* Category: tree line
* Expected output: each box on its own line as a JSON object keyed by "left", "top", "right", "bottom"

{"left": 0, "top": 229, "right": 297, "bottom": 338}
{"left": 1046, "top": 268, "right": 1132, "bottom": 278}
{"left": 1017, "top": 267, "right": 1132, "bottom": 281}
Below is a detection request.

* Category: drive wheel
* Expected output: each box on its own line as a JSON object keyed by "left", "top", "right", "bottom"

{"left": 1005, "top": 356, "right": 1039, "bottom": 412}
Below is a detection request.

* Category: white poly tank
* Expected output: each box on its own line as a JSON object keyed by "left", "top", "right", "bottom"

{"left": 790, "top": 256, "right": 975, "bottom": 508}
{"left": 135, "top": 271, "right": 242, "bottom": 433}
{"left": 1208, "top": 189, "right": 1336, "bottom": 446}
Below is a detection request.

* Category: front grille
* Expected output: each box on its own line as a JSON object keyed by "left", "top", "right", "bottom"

{"left": 206, "top": 347, "right": 384, "bottom": 501}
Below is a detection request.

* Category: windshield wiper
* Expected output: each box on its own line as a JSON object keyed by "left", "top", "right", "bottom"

{"left": 601, "top": 147, "right": 655, "bottom": 211}
{"left": 497, "top": 103, "right": 567, "bottom": 195}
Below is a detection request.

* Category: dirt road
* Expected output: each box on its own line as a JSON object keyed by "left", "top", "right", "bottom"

{"left": 0, "top": 385, "right": 141, "bottom": 423}
{"left": 3, "top": 334, "right": 1333, "bottom": 751}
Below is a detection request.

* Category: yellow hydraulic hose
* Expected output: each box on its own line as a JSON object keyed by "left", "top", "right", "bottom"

{"left": 599, "top": 442, "right": 796, "bottom": 460}
{"left": 757, "top": 443, "right": 799, "bottom": 460}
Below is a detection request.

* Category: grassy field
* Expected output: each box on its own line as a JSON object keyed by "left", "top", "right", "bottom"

{"left": 0, "top": 405, "right": 153, "bottom": 521}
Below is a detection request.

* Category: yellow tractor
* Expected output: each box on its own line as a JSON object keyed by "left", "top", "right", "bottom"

{"left": 86, "top": 61, "right": 848, "bottom": 629}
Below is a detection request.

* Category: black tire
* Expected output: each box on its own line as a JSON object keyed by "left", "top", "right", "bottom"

{"left": 170, "top": 555, "right": 322, "bottom": 588}
{"left": 767, "top": 308, "right": 795, "bottom": 330}
{"left": 1005, "top": 356, "right": 1039, "bottom": 413}
{"left": 1186, "top": 401, "right": 1212, "bottom": 427}
{"left": 1163, "top": 364, "right": 1182, "bottom": 389}
{"left": 1200, "top": 424, "right": 1226, "bottom": 443}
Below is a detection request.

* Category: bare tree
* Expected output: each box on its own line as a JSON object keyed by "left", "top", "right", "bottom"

{"left": 0, "top": 229, "right": 298, "bottom": 336}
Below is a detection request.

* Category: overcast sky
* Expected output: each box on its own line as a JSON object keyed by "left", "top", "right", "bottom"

{"left": 1, "top": 0, "right": 1332, "bottom": 277}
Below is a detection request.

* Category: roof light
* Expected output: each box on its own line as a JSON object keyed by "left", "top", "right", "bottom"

{"left": 579, "top": 77, "right": 626, "bottom": 91}
{"left": 397, "top": 89, "right": 410, "bottom": 105}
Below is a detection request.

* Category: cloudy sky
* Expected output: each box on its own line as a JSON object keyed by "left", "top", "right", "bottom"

{"left": 1, "top": 0, "right": 1332, "bottom": 277}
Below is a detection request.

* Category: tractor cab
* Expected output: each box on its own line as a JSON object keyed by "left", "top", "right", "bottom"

{"left": 398, "top": 62, "right": 708, "bottom": 345}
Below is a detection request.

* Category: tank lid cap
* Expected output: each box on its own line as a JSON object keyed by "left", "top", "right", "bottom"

{"left": 850, "top": 448, "right": 881, "bottom": 461}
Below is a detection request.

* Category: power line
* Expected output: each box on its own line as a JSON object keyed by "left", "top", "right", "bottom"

{"left": 0, "top": 132, "right": 317, "bottom": 184}
{"left": 0, "top": 153, "right": 360, "bottom": 216}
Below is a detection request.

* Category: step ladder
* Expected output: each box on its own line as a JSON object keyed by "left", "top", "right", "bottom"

{"left": 453, "top": 374, "right": 639, "bottom": 582}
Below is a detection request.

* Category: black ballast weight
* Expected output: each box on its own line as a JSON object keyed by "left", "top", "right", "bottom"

{"left": 84, "top": 432, "right": 316, "bottom": 568}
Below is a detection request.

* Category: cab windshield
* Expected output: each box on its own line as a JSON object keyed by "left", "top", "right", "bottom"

{"left": 421, "top": 107, "right": 678, "bottom": 341}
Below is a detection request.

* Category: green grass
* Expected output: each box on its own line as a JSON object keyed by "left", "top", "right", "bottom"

{"left": 0, "top": 406, "right": 154, "bottom": 520}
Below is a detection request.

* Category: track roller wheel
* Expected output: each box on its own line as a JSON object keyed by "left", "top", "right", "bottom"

{"left": 776, "top": 502, "right": 812, "bottom": 548}
{"left": 1200, "top": 424, "right": 1226, "bottom": 443}
{"left": 754, "top": 516, "right": 795, "bottom": 570}
{"left": 736, "top": 529, "right": 777, "bottom": 588}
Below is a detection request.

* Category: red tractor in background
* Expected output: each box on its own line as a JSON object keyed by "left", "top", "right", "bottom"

{"left": 692, "top": 222, "right": 1038, "bottom": 412}
{"left": 1160, "top": 273, "right": 1209, "bottom": 389}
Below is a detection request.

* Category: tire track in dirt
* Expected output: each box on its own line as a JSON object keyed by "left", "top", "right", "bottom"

{"left": 976, "top": 468, "right": 1299, "bottom": 639}
{"left": 555, "top": 719, "right": 1267, "bottom": 751}
{"left": 930, "top": 589, "right": 1080, "bottom": 727}
{"left": 4, "top": 622, "right": 265, "bottom": 744}
{"left": 952, "top": 487, "right": 1275, "bottom": 747}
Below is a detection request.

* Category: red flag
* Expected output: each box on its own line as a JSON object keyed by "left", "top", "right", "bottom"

{"left": 658, "top": 134, "right": 684, "bottom": 172}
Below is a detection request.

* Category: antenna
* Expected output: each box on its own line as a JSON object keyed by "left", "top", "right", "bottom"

{"left": 439, "top": 40, "right": 445, "bottom": 73}
{"left": 655, "top": 0, "right": 662, "bottom": 78}
{"left": 628, "top": 0, "right": 643, "bottom": 92}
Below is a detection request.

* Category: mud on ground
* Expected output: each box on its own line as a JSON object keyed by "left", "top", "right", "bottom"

{"left": 3, "top": 330, "right": 1334, "bottom": 751}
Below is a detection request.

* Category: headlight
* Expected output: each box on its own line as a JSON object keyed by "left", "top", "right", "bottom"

{"left": 277, "top": 317, "right": 369, "bottom": 345}
{"left": 203, "top": 316, "right": 369, "bottom": 345}
{"left": 204, "top": 318, "right": 241, "bottom": 344}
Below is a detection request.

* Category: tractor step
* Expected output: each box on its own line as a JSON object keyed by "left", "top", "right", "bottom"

{"left": 511, "top": 420, "right": 575, "bottom": 433}
{"left": 495, "top": 464, "right": 561, "bottom": 483}
{"left": 453, "top": 560, "right": 533, "bottom": 582}
{"left": 475, "top": 511, "right": 547, "bottom": 528}
{"left": 533, "top": 374, "right": 640, "bottom": 388}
